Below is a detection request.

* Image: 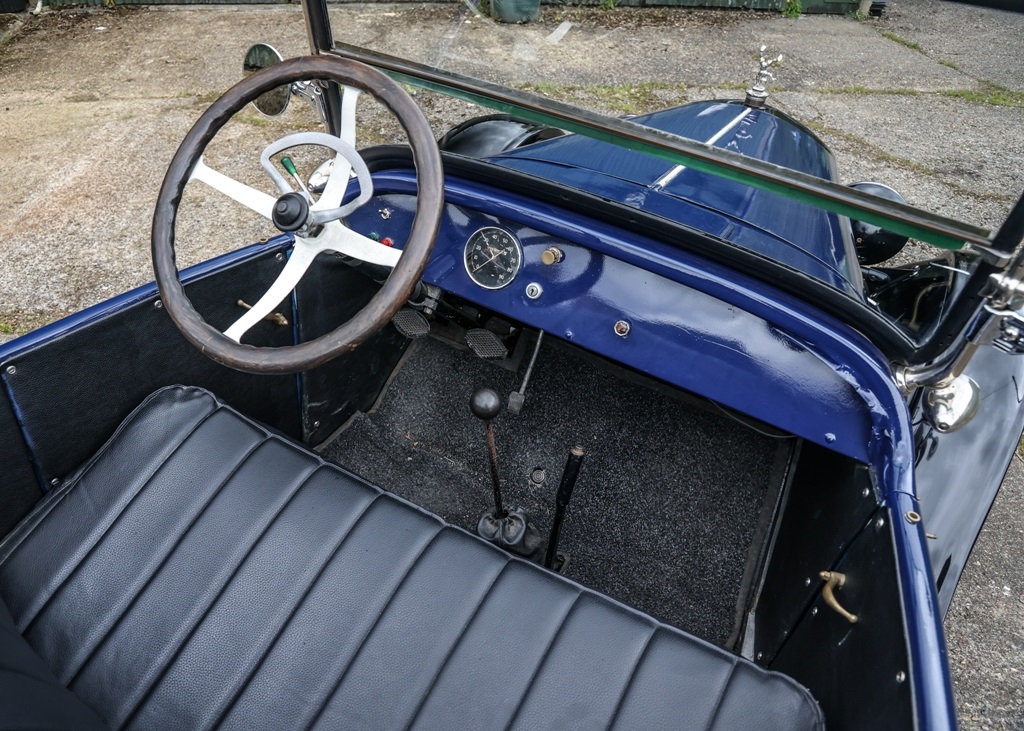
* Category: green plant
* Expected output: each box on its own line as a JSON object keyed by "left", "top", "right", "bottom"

{"left": 782, "top": 0, "right": 801, "bottom": 18}
{"left": 599, "top": 0, "right": 616, "bottom": 10}
{"left": 880, "top": 31, "right": 924, "bottom": 53}
{"left": 939, "top": 85, "right": 1024, "bottom": 108}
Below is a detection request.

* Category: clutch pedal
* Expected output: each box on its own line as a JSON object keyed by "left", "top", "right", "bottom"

{"left": 391, "top": 308, "right": 430, "bottom": 339}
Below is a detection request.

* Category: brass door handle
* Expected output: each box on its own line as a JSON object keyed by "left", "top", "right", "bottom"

{"left": 819, "top": 571, "right": 858, "bottom": 624}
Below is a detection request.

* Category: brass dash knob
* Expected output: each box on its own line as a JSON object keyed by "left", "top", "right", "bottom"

{"left": 541, "top": 246, "right": 564, "bottom": 265}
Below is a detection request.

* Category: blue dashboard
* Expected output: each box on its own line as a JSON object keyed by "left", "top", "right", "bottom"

{"left": 345, "top": 172, "right": 875, "bottom": 463}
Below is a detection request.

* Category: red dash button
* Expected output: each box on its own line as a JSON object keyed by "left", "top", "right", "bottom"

{"left": 380, "top": 237, "right": 394, "bottom": 247}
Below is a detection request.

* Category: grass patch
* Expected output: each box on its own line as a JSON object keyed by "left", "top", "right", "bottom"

{"left": 782, "top": 0, "right": 802, "bottom": 18}
{"left": 517, "top": 81, "right": 689, "bottom": 114}
{"left": 806, "top": 120, "right": 1013, "bottom": 203}
{"left": 817, "top": 86, "right": 921, "bottom": 96}
{"left": 236, "top": 114, "right": 273, "bottom": 128}
{"left": 808, "top": 120, "right": 938, "bottom": 174}
{"left": 938, "top": 59, "right": 959, "bottom": 70}
{"left": 0, "top": 12, "right": 26, "bottom": 50}
{"left": 814, "top": 84, "right": 1022, "bottom": 109}
{"left": 693, "top": 81, "right": 750, "bottom": 92}
{"left": 176, "top": 89, "right": 223, "bottom": 105}
{"left": 939, "top": 86, "right": 1024, "bottom": 108}
{"left": 880, "top": 31, "right": 924, "bottom": 53}
{"left": 0, "top": 311, "right": 60, "bottom": 339}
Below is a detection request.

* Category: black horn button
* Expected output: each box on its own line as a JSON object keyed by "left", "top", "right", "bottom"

{"left": 272, "top": 192, "right": 309, "bottom": 232}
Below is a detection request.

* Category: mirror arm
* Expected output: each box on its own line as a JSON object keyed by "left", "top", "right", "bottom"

{"left": 291, "top": 80, "right": 330, "bottom": 127}
{"left": 298, "top": 0, "right": 342, "bottom": 136}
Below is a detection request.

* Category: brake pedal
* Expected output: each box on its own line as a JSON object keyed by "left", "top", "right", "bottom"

{"left": 392, "top": 308, "right": 430, "bottom": 339}
{"left": 465, "top": 328, "right": 508, "bottom": 360}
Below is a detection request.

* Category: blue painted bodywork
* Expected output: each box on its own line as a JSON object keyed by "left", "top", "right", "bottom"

{"left": 494, "top": 101, "right": 864, "bottom": 295}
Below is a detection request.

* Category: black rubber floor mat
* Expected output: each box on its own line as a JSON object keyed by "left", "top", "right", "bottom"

{"left": 322, "top": 337, "right": 778, "bottom": 644}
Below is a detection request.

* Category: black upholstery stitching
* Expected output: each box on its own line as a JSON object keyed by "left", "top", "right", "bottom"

{"left": 209, "top": 490, "right": 384, "bottom": 730}
{"left": 502, "top": 591, "right": 583, "bottom": 731}
{"left": 606, "top": 625, "right": 658, "bottom": 729}
{"left": 0, "top": 386, "right": 213, "bottom": 567}
{"left": 66, "top": 427, "right": 269, "bottom": 690}
{"left": 702, "top": 656, "right": 739, "bottom": 731}
{"left": 18, "top": 405, "right": 221, "bottom": 635}
{"left": 402, "top": 557, "right": 511, "bottom": 730}
{"left": 302, "top": 525, "right": 445, "bottom": 731}
{"left": 118, "top": 453, "right": 320, "bottom": 731}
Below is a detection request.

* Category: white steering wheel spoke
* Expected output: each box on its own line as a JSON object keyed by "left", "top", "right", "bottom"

{"left": 339, "top": 85, "right": 360, "bottom": 147}
{"left": 313, "top": 86, "right": 362, "bottom": 211}
{"left": 223, "top": 222, "right": 401, "bottom": 344}
{"left": 190, "top": 156, "right": 276, "bottom": 220}
{"left": 223, "top": 240, "right": 317, "bottom": 343}
{"left": 316, "top": 152, "right": 353, "bottom": 213}
{"left": 304, "top": 221, "right": 402, "bottom": 269}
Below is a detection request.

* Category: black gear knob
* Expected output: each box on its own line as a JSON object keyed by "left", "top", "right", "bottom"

{"left": 470, "top": 388, "right": 501, "bottom": 421}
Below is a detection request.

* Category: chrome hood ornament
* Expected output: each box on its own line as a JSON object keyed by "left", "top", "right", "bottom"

{"left": 745, "top": 46, "right": 783, "bottom": 108}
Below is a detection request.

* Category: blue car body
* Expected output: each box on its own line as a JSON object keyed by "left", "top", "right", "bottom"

{"left": 494, "top": 100, "right": 862, "bottom": 294}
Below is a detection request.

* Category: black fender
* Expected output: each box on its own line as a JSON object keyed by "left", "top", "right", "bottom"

{"left": 912, "top": 344, "right": 1024, "bottom": 614}
{"left": 438, "top": 114, "right": 565, "bottom": 159}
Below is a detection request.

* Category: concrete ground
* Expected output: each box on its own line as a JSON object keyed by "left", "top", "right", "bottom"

{"left": 0, "top": 0, "right": 1022, "bottom": 727}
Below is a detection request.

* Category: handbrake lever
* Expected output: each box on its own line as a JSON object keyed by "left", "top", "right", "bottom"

{"left": 545, "top": 446, "right": 585, "bottom": 571}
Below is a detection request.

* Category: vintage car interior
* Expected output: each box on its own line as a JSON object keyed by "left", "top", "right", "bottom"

{"left": 3, "top": 4, "right": 1023, "bottom": 731}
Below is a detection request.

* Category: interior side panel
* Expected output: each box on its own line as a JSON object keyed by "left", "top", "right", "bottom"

{"left": 295, "top": 256, "right": 409, "bottom": 445}
{"left": 0, "top": 389, "right": 42, "bottom": 536}
{"left": 771, "top": 509, "right": 915, "bottom": 729}
{"left": 0, "top": 252, "right": 301, "bottom": 486}
{"left": 752, "top": 442, "right": 878, "bottom": 662}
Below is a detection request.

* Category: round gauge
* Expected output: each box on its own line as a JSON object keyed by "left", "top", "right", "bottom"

{"left": 464, "top": 227, "right": 522, "bottom": 290}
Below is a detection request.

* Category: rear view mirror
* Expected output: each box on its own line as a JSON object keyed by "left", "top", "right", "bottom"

{"left": 243, "top": 43, "right": 289, "bottom": 116}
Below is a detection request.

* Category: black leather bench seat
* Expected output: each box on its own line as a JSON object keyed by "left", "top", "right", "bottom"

{"left": 0, "top": 386, "right": 823, "bottom": 730}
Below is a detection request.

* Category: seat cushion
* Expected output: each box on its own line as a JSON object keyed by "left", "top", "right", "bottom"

{"left": 0, "top": 599, "right": 107, "bottom": 731}
{"left": 0, "top": 385, "right": 823, "bottom": 731}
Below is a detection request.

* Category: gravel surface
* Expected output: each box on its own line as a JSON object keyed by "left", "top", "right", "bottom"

{"left": 0, "top": 1, "right": 1022, "bottom": 727}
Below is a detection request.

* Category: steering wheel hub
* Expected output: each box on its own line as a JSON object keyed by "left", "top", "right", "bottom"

{"left": 272, "top": 192, "right": 310, "bottom": 232}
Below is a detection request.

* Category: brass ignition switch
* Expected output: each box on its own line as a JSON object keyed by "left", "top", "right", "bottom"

{"left": 541, "top": 246, "right": 564, "bottom": 265}
{"left": 819, "top": 571, "right": 858, "bottom": 624}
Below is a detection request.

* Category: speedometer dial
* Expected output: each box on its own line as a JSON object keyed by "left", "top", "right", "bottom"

{"left": 464, "top": 227, "right": 522, "bottom": 290}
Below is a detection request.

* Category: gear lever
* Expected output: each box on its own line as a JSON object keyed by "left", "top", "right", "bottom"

{"left": 469, "top": 388, "right": 543, "bottom": 560}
